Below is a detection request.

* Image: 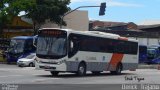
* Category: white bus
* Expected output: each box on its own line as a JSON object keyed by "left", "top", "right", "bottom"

{"left": 35, "top": 28, "right": 138, "bottom": 76}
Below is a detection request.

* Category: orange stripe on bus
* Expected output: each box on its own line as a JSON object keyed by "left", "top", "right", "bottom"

{"left": 108, "top": 37, "right": 128, "bottom": 69}
{"left": 118, "top": 37, "right": 128, "bottom": 41}
{"left": 109, "top": 53, "right": 124, "bottom": 67}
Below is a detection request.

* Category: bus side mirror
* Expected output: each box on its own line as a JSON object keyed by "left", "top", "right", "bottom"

{"left": 71, "top": 41, "right": 74, "bottom": 49}
{"left": 33, "top": 35, "right": 37, "bottom": 47}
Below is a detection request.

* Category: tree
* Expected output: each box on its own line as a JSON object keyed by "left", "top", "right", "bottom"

{"left": 26, "top": 0, "right": 71, "bottom": 34}
{"left": 0, "top": 0, "right": 71, "bottom": 34}
{"left": 0, "top": 0, "right": 8, "bottom": 35}
{"left": 0, "top": 0, "right": 31, "bottom": 35}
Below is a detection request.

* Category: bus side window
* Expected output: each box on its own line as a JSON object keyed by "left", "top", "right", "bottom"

{"left": 68, "top": 36, "right": 79, "bottom": 58}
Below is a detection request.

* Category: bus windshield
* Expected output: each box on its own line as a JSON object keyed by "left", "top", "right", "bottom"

{"left": 8, "top": 39, "right": 25, "bottom": 53}
{"left": 37, "top": 36, "right": 66, "bottom": 57}
{"left": 147, "top": 49, "right": 158, "bottom": 59}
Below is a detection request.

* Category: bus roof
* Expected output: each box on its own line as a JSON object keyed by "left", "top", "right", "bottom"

{"left": 39, "top": 28, "right": 138, "bottom": 42}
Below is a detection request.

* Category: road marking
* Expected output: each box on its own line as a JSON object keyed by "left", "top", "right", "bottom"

{"left": 31, "top": 78, "right": 61, "bottom": 83}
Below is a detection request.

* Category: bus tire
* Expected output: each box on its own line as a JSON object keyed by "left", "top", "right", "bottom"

{"left": 50, "top": 71, "right": 59, "bottom": 76}
{"left": 77, "top": 62, "right": 86, "bottom": 76}
{"left": 92, "top": 71, "right": 101, "bottom": 75}
{"left": 18, "top": 65, "right": 23, "bottom": 67}
{"left": 110, "top": 63, "right": 122, "bottom": 75}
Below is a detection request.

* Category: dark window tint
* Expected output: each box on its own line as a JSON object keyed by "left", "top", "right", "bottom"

{"left": 68, "top": 33, "right": 138, "bottom": 55}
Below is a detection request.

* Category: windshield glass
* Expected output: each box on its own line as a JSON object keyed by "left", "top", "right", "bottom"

{"left": 148, "top": 49, "right": 156, "bottom": 54}
{"left": 25, "top": 54, "right": 35, "bottom": 59}
{"left": 37, "top": 36, "right": 66, "bottom": 56}
{"left": 8, "top": 39, "right": 25, "bottom": 53}
{"left": 147, "top": 49, "right": 158, "bottom": 59}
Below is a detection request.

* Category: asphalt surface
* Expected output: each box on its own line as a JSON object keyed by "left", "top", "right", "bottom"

{"left": 0, "top": 64, "right": 160, "bottom": 90}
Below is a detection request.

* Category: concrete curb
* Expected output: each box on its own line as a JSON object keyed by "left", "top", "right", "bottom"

{"left": 138, "top": 64, "right": 159, "bottom": 69}
{"left": 0, "top": 62, "right": 7, "bottom": 64}
{"left": 0, "top": 62, "right": 17, "bottom": 64}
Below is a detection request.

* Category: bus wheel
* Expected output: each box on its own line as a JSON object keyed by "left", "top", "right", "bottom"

{"left": 92, "top": 71, "right": 101, "bottom": 75}
{"left": 18, "top": 65, "right": 23, "bottom": 67}
{"left": 77, "top": 63, "right": 86, "bottom": 76}
{"left": 110, "top": 63, "right": 122, "bottom": 75}
{"left": 50, "top": 71, "right": 59, "bottom": 76}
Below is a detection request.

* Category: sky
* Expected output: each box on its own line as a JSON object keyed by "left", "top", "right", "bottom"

{"left": 69, "top": 0, "right": 160, "bottom": 24}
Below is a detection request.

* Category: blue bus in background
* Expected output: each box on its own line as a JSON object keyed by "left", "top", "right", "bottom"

{"left": 139, "top": 45, "right": 148, "bottom": 63}
{"left": 5, "top": 36, "right": 37, "bottom": 63}
{"left": 148, "top": 45, "right": 160, "bottom": 64}
{"left": 148, "top": 45, "right": 160, "bottom": 54}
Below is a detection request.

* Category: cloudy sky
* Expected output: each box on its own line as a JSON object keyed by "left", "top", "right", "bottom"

{"left": 69, "top": 0, "right": 160, "bottom": 24}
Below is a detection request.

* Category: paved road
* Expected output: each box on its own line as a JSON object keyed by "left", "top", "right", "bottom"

{"left": 0, "top": 64, "right": 160, "bottom": 84}
{"left": 1, "top": 64, "right": 160, "bottom": 90}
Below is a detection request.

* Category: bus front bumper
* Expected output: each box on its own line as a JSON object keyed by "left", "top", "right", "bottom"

{"left": 35, "top": 62, "right": 67, "bottom": 71}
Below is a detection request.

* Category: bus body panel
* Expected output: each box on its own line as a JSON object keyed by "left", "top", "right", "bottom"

{"left": 36, "top": 28, "right": 138, "bottom": 74}
{"left": 35, "top": 56, "right": 67, "bottom": 71}
{"left": 36, "top": 51, "right": 138, "bottom": 72}
{"left": 66, "top": 51, "right": 113, "bottom": 71}
{"left": 138, "top": 45, "right": 148, "bottom": 63}
{"left": 66, "top": 52, "right": 138, "bottom": 71}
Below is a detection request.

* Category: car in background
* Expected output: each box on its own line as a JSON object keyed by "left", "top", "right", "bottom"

{"left": 17, "top": 53, "right": 36, "bottom": 67}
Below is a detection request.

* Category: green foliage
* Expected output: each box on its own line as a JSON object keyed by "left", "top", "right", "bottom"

{"left": 0, "top": 0, "right": 71, "bottom": 34}
{"left": 26, "top": 0, "right": 70, "bottom": 26}
{"left": 0, "top": 0, "right": 9, "bottom": 34}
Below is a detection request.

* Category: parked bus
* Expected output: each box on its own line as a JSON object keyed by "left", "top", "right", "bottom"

{"left": 35, "top": 28, "right": 139, "bottom": 76}
{"left": 147, "top": 45, "right": 160, "bottom": 64}
{"left": 147, "top": 48, "right": 159, "bottom": 64}
{"left": 5, "top": 36, "right": 37, "bottom": 63}
{"left": 148, "top": 45, "right": 160, "bottom": 55}
{"left": 138, "top": 45, "right": 148, "bottom": 63}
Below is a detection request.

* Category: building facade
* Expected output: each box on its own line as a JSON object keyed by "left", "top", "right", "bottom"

{"left": 90, "top": 20, "right": 160, "bottom": 46}
{"left": 41, "top": 10, "right": 89, "bottom": 31}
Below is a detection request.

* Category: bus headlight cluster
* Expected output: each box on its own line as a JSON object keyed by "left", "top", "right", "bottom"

{"left": 58, "top": 59, "right": 66, "bottom": 64}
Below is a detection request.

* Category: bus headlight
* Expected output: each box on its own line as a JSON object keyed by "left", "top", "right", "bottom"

{"left": 58, "top": 59, "right": 66, "bottom": 64}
